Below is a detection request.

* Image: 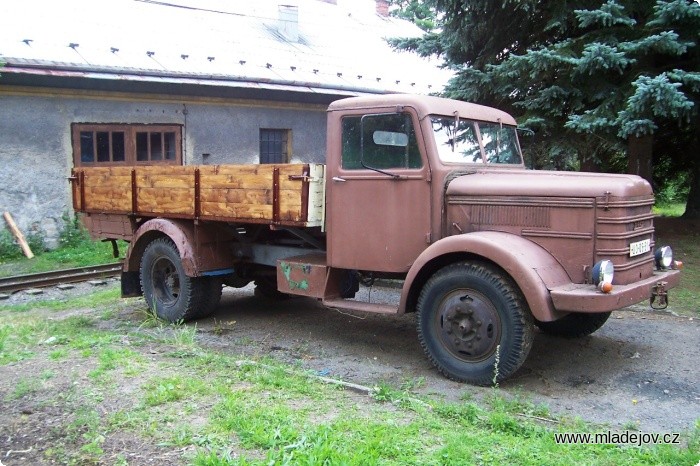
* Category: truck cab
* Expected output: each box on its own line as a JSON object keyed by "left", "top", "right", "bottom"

{"left": 72, "top": 94, "right": 681, "bottom": 385}
{"left": 318, "top": 94, "right": 680, "bottom": 384}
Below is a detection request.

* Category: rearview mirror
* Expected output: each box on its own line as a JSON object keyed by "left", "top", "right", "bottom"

{"left": 372, "top": 130, "right": 408, "bottom": 147}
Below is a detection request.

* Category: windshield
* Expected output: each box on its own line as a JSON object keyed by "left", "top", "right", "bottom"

{"left": 430, "top": 116, "right": 522, "bottom": 165}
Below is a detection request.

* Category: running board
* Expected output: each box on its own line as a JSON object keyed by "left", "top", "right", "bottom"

{"left": 322, "top": 298, "right": 398, "bottom": 314}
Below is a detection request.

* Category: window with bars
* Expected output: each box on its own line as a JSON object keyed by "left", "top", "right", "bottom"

{"left": 259, "top": 129, "right": 291, "bottom": 164}
{"left": 72, "top": 124, "right": 182, "bottom": 166}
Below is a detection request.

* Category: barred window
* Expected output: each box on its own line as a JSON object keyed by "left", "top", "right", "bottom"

{"left": 259, "top": 129, "right": 291, "bottom": 164}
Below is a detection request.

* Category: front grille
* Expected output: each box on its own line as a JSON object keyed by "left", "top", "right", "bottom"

{"left": 595, "top": 196, "right": 655, "bottom": 284}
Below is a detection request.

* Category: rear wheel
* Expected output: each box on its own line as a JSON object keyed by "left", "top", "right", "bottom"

{"left": 140, "top": 238, "right": 221, "bottom": 322}
{"left": 417, "top": 262, "right": 534, "bottom": 385}
{"left": 254, "top": 274, "right": 290, "bottom": 300}
{"left": 535, "top": 312, "right": 611, "bottom": 338}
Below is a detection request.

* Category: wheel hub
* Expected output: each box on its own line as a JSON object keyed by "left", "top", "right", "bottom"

{"left": 152, "top": 257, "right": 180, "bottom": 305}
{"left": 438, "top": 291, "right": 500, "bottom": 361}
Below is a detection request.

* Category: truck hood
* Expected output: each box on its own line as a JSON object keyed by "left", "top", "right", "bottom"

{"left": 446, "top": 169, "right": 653, "bottom": 199}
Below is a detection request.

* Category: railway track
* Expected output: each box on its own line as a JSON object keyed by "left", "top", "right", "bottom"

{"left": 0, "top": 262, "right": 123, "bottom": 294}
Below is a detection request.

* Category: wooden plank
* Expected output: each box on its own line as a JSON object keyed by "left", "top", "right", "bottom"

{"left": 136, "top": 174, "right": 195, "bottom": 189}
{"left": 200, "top": 188, "right": 273, "bottom": 205}
{"left": 199, "top": 175, "right": 275, "bottom": 190}
{"left": 137, "top": 188, "right": 195, "bottom": 215}
{"left": 83, "top": 185, "right": 132, "bottom": 212}
{"left": 3, "top": 212, "right": 34, "bottom": 259}
{"left": 136, "top": 165, "right": 196, "bottom": 176}
{"left": 200, "top": 165, "right": 276, "bottom": 177}
{"left": 200, "top": 201, "right": 273, "bottom": 219}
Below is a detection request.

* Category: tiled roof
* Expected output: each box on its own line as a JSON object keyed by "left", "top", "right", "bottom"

{"left": 0, "top": 0, "right": 450, "bottom": 96}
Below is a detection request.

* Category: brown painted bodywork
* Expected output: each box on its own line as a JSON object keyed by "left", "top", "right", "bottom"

{"left": 72, "top": 94, "right": 680, "bottom": 321}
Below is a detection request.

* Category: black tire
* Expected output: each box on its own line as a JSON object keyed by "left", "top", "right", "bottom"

{"left": 535, "top": 312, "right": 611, "bottom": 338}
{"left": 416, "top": 262, "right": 534, "bottom": 386}
{"left": 254, "top": 276, "right": 290, "bottom": 300}
{"left": 140, "top": 238, "right": 222, "bottom": 322}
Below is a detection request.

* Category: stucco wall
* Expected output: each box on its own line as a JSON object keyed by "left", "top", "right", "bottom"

{"left": 0, "top": 90, "right": 327, "bottom": 248}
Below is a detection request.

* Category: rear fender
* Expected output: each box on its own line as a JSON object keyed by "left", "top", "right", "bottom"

{"left": 124, "top": 219, "right": 234, "bottom": 277}
{"left": 399, "top": 231, "right": 572, "bottom": 322}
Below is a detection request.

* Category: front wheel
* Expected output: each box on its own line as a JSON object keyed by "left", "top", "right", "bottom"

{"left": 416, "top": 262, "right": 534, "bottom": 385}
{"left": 140, "top": 238, "right": 222, "bottom": 322}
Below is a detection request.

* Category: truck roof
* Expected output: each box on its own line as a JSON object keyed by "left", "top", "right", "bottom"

{"left": 327, "top": 94, "right": 517, "bottom": 126}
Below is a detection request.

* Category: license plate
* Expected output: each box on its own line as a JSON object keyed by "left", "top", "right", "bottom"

{"left": 629, "top": 239, "right": 651, "bottom": 257}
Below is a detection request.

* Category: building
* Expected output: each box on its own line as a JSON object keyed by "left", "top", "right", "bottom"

{"left": 0, "top": 0, "right": 447, "bottom": 246}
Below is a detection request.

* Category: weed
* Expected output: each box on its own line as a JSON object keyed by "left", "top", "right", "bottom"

{"left": 0, "top": 325, "right": 9, "bottom": 352}
{"left": 49, "top": 348, "right": 69, "bottom": 360}
{"left": 0, "top": 230, "right": 22, "bottom": 260}
{"left": 88, "top": 347, "right": 143, "bottom": 381}
{"left": 58, "top": 210, "right": 90, "bottom": 249}
{"left": 0, "top": 227, "right": 43, "bottom": 260}
{"left": 142, "top": 375, "right": 210, "bottom": 407}
{"left": 137, "top": 306, "right": 164, "bottom": 329}
{"left": 212, "top": 318, "right": 236, "bottom": 335}
{"left": 167, "top": 324, "right": 198, "bottom": 348}
{"left": 9, "top": 377, "right": 41, "bottom": 400}
{"left": 492, "top": 343, "right": 501, "bottom": 387}
{"left": 434, "top": 401, "right": 482, "bottom": 426}
{"left": 400, "top": 376, "right": 425, "bottom": 391}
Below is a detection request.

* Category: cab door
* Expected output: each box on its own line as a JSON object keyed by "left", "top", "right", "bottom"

{"left": 326, "top": 110, "right": 431, "bottom": 273}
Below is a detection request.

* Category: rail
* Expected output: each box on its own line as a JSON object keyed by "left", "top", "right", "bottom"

{"left": 0, "top": 262, "right": 123, "bottom": 294}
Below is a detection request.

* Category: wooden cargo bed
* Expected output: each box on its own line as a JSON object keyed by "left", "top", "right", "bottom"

{"left": 72, "top": 163, "right": 325, "bottom": 227}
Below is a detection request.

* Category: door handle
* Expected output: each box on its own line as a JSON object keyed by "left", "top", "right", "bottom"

{"left": 332, "top": 176, "right": 346, "bottom": 182}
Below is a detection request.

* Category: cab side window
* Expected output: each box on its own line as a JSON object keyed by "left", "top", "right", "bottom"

{"left": 341, "top": 113, "right": 422, "bottom": 170}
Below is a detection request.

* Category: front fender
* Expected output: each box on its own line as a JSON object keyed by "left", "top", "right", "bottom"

{"left": 399, "top": 232, "right": 572, "bottom": 322}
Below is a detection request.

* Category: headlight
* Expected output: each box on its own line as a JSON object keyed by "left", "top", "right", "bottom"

{"left": 654, "top": 246, "right": 673, "bottom": 269}
{"left": 592, "top": 260, "right": 614, "bottom": 293}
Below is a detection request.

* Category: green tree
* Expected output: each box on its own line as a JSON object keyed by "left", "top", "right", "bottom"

{"left": 388, "top": 0, "right": 437, "bottom": 31}
{"left": 391, "top": 0, "right": 700, "bottom": 218}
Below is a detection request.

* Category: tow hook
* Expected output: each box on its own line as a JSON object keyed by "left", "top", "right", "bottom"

{"left": 650, "top": 281, "right": 669, "bottom": 310}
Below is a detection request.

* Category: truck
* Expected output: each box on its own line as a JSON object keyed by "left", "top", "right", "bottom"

{"left": 70, "top": 94, "right": 682, "bottom": 385}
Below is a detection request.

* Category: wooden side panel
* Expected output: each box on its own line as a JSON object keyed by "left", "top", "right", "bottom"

{"left": 307, "top": 164, "right": 326, "bottom": 228}
{"left": 136, "top": 167, "right": 196, "bottom": 216}
{"left": 74, "top": 164, "right": 324, "bottom": 227}
{"left": 199, "top": 165, "right": 276, "bottom": 221}
{"left": 82, "top": 167, "right": 132, "bottom": 213}
{"left": 278, "top": 165, "right": 306, "bottom": 222}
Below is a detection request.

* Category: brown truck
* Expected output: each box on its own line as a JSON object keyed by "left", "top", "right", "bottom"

{"left": 71, "top": 94, "right": 681, "bottom": 385}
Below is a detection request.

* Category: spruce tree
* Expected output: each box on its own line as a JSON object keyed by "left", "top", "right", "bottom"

{"left": 392, "top": 0, "right": 700, "bottom": 217}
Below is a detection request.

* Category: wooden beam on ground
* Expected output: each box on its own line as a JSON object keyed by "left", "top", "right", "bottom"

{"left": 3, "top": 212, "right": 34, "bottom": 259}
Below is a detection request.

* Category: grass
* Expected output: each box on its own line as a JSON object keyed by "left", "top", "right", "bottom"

{"left": 653, "top": 203, "right": 687, "bottom": 218}
{"left": 653, "top": 204, "right": 699, "bottom": 318}
{"left": 655, "top": 232, "right": 700, "bottom": 317}
{"left": 1, "top": 290, "right": 698, "bottom": 465}
{"left": 0, "top": 238, "right": 125, "bottom": 278}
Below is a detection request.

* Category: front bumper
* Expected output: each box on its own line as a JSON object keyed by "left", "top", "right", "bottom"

{"left": 549, "top": 269, "right": 681, "bottom": 313}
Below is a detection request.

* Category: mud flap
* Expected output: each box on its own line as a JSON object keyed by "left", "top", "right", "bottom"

{"left": 121, "top": 271, "right": 142, "bottom": 298}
